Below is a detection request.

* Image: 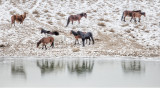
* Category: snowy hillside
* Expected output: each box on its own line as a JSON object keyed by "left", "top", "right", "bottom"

{"left": 0, "top": 0, "right": 160, "bottom": 57}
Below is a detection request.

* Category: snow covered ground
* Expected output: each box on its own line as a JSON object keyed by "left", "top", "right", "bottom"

{"left": 0, "top": 0, "right": 160, "bottom": 57}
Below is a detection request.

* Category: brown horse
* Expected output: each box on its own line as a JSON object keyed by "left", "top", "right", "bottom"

{"left": 121, "top": 10, "right": 141, "bottom": 22}
{"left": 37, "top": 37, "right": 54, "bottom": 50}
{"left": 70, "top": 30, "right": 87, "bottom": 45}
{"left": 11, "top": 12, "right": 27, "bottom": 26}
{"left": 66, "top": 13, "right": 87, "bottom": 27}
{"left": 131, "top": 12, "right": 146, "bottom": 23}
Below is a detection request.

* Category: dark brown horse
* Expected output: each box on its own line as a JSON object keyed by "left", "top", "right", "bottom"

{"left": 70, "top": 30, "right": 87, "bottom": 45}
{"left": 121, "top": 10, "right": 141, "bottom": 22}
{"left": 11, "top": 12, "right": 27, "bottom": 26}
{"left": 66, "top": 13, "right": 87, "bottom": 27}
{"left": 37, "top": 37, "right": 54, "bottom": 50}
{"left": 131, "top": 12, "right": 146, "bottom": 23}
{"left": 77, "top": 31, "right": 94, "bottom": 47}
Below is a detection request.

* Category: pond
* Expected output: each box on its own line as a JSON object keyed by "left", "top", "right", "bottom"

{"left": 0, "top": 57, "right": 160, "bottom": 87}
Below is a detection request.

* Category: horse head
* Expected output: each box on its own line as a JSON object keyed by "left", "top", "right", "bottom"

{"left": 141, "top": 12, "right": 146, "bottom": 17}
{"left": 70, "top": 30, "right": 73, "bottom": 35}
{"left": 83, "top": 13, "right": 87, "bottom": 18}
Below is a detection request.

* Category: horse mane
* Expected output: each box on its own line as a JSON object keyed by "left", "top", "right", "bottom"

{"left": 141, "top": 12, "right": 145, "bottom": 15}
{"left": 71, "top": 30, "right": 78, "bottom": 36}
{"left": 133, "top": 10, "right": 141, "bottom": 12}
{"left": 79, "top": 13, "right": 86, "bottom": 17}
{"left": 79, "top": 13, "right": 84, "bottom": 16}
{"left": 77, "top": 31, "right": 84, "bottom": 36}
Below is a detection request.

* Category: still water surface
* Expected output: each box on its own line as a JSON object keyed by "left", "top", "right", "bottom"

{"left": 0, "top": 57, "right": 160, "bottom": 87}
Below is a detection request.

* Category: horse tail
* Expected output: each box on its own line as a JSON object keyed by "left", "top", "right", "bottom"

{"left": 121, "top": 12, "right": 124, "bottom": 21}
{"left": 66, "top": 17, "right": 70, "bottom": 27}
{"left": 90, "top": 32, "right": 94, "bottom": 44}
{"left": 11, "top": 15, "right": 16, "bottom": 26}
{"left": 37, "top": 40, "right": 42, "bottom": 48}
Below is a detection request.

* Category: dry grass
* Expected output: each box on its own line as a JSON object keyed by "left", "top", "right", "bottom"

{"left": 72, "top": 47, "right": 80, "bottom": 52}
{"left": 141, "top": 26, "right": 146, "bottom": 30}
{"left": 57, "top": 12, "right": 65, "bottom": 17}
{"left": 22, "top": 0, "right": 26, "bottom": 3}
{"left": 121, "top": 23, "right": 129, "bottom": 27}
{"left": 99, "top": 18, "right": 105, "bottom": 21}
{"left": 47, "top": 14, "right": 52, "bottom": 17}
{"left": 125, "top": 29, "right": 131, "bottom": 33}
{"left": 47, "top": 21, "right": 53, "bottom": 25}
{"left": 144, "top": 30, "right": 149, "bottom": 33}
{"left": 87, "top": 10, "right": 91, "bottom": 13}
{"left": 44, "top": 9, "right": 49, "bottom": 13}
{"left": 72, "top": 26, "right": 76, "bottom": 29}
{"left": 32, "top": 10, "right": 39, "bottom": 14}
{"left": 93, "top": 10, "right": 97, "bottom": 12}
{"left": 109, "top": 29, "right": 115, "bottom": 32}
{"left": 35, "top": 14, "right": 40, "bottom": 18}
{"left": 10, "top": 10, "right": 16, "bottom": 15}
{"left": 129, "top": 33, "right": 135, "bottom": 38}
{"left": 98, "top": 22, "right": 106, "bottom": 27}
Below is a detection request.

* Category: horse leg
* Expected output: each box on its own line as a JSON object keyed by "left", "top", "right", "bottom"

{"left": 45, "top": 45, "right": 47, "bottom": 50}
{"left": 77, "top": 39, "right": 79, "bottom": 44}
{"left": 72, "top": 21, "right": 73, "bottom": 25}
{"left": 134, "top": 18, "right": 137, "bottom": 23}
{"left": 130, "top": 17, "right": 133, "bottom": 22}
{"left": 89, "top": 38, "right": 91, "bottom": 45}
{"left": 86, "top": 39, "right": 87, "bottom": 44}
{"left": 123, "top": 16, "right": 126, "bottom": 22}
{"left": 52, "top": 41, "right": 54, "bottom": 48}
{"left": 139, "top": 17, "right": 141, "bottom": 22}
{"left": 42, "top": 43, "right": 45, "bottom": 49}
{"left": 78, "top": 20, "right": 80, "bottom": 24}
{"left": 50, "top": 42, "right": 52, "bottom": 47}
{"left": 82, "top": 38, "right": 85, "bottom": 47}
{"left": 74, "top": 39, "right": 77, "bottom": 45}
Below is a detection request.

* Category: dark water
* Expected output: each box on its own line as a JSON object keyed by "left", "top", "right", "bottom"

{"left": 0, "top": 57, "right": 160, "bottom": 87}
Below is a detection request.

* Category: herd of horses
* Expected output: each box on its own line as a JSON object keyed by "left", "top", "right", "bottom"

{"left": 11, "top": 10, "right": 146, "bottom": 49}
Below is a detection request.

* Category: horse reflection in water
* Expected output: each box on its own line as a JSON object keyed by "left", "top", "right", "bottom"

{"left": 67, "top": 60, "right": 94, "bottom": 75}
{"left": 121, "top": 60, "right": 145, "bottom": 73}
{"left": 11, "top": 59, "right": 26, "bottom": 78}
{"left": 37, "top": 59, "right": 65, "bottom": 75}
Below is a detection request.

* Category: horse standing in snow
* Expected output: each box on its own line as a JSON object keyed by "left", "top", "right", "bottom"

{"left": 11, "top": 12, "right": 27, "bottom": 26}
{"left": 70, "top": 30, "right": 87, "bottom": 45}
{"left": 131, "top": 12, "right": 146, "bottom": 23}
{"left": 37, "top": 37, "right": 54, "bottom": 50}
{"left": 77, "top": 31, "right": 94, "bottom": 47}
{"left": 121, "top": 10, "right": 141, "bottom": 22}
{"left": 66, "top": 13, "right": 87, "bottom": 27}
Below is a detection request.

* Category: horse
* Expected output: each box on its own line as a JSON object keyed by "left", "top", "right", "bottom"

{"left": 70, "top": 30, "right": 81, "bottom": 45}
{"left": 131, "top": 12, "right": 146, "bottom": 23}
{"left": 37, "top": 37, "right": 54, "bottom": 50}
{"left": 77, "top": 31, "right": 94, "bottom": 47}
{"left": 39, "top": 28, "right": 59, "bottom": 35}
{"left": 70, "top": 30, "right": 87, "bottom": 45}
{"left": 11, "top": 12, "right": 27, "bottom": 26}
{"left": 66, "top": 13, "right": 87, "bottom": 27}
{"left": 40, "top": 28, "right": 51, "bottom": 34}
{"left": 121, "top": 10, "right": 141, "bottom": 22}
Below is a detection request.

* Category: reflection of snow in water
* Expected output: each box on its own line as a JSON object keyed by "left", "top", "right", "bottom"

{"left": 0, "top": 57, "right": 160, "bottom": 87}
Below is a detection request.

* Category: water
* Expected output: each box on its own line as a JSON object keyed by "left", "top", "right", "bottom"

{"left": 0, "top": 57, "right": 160, "bottom": 87}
